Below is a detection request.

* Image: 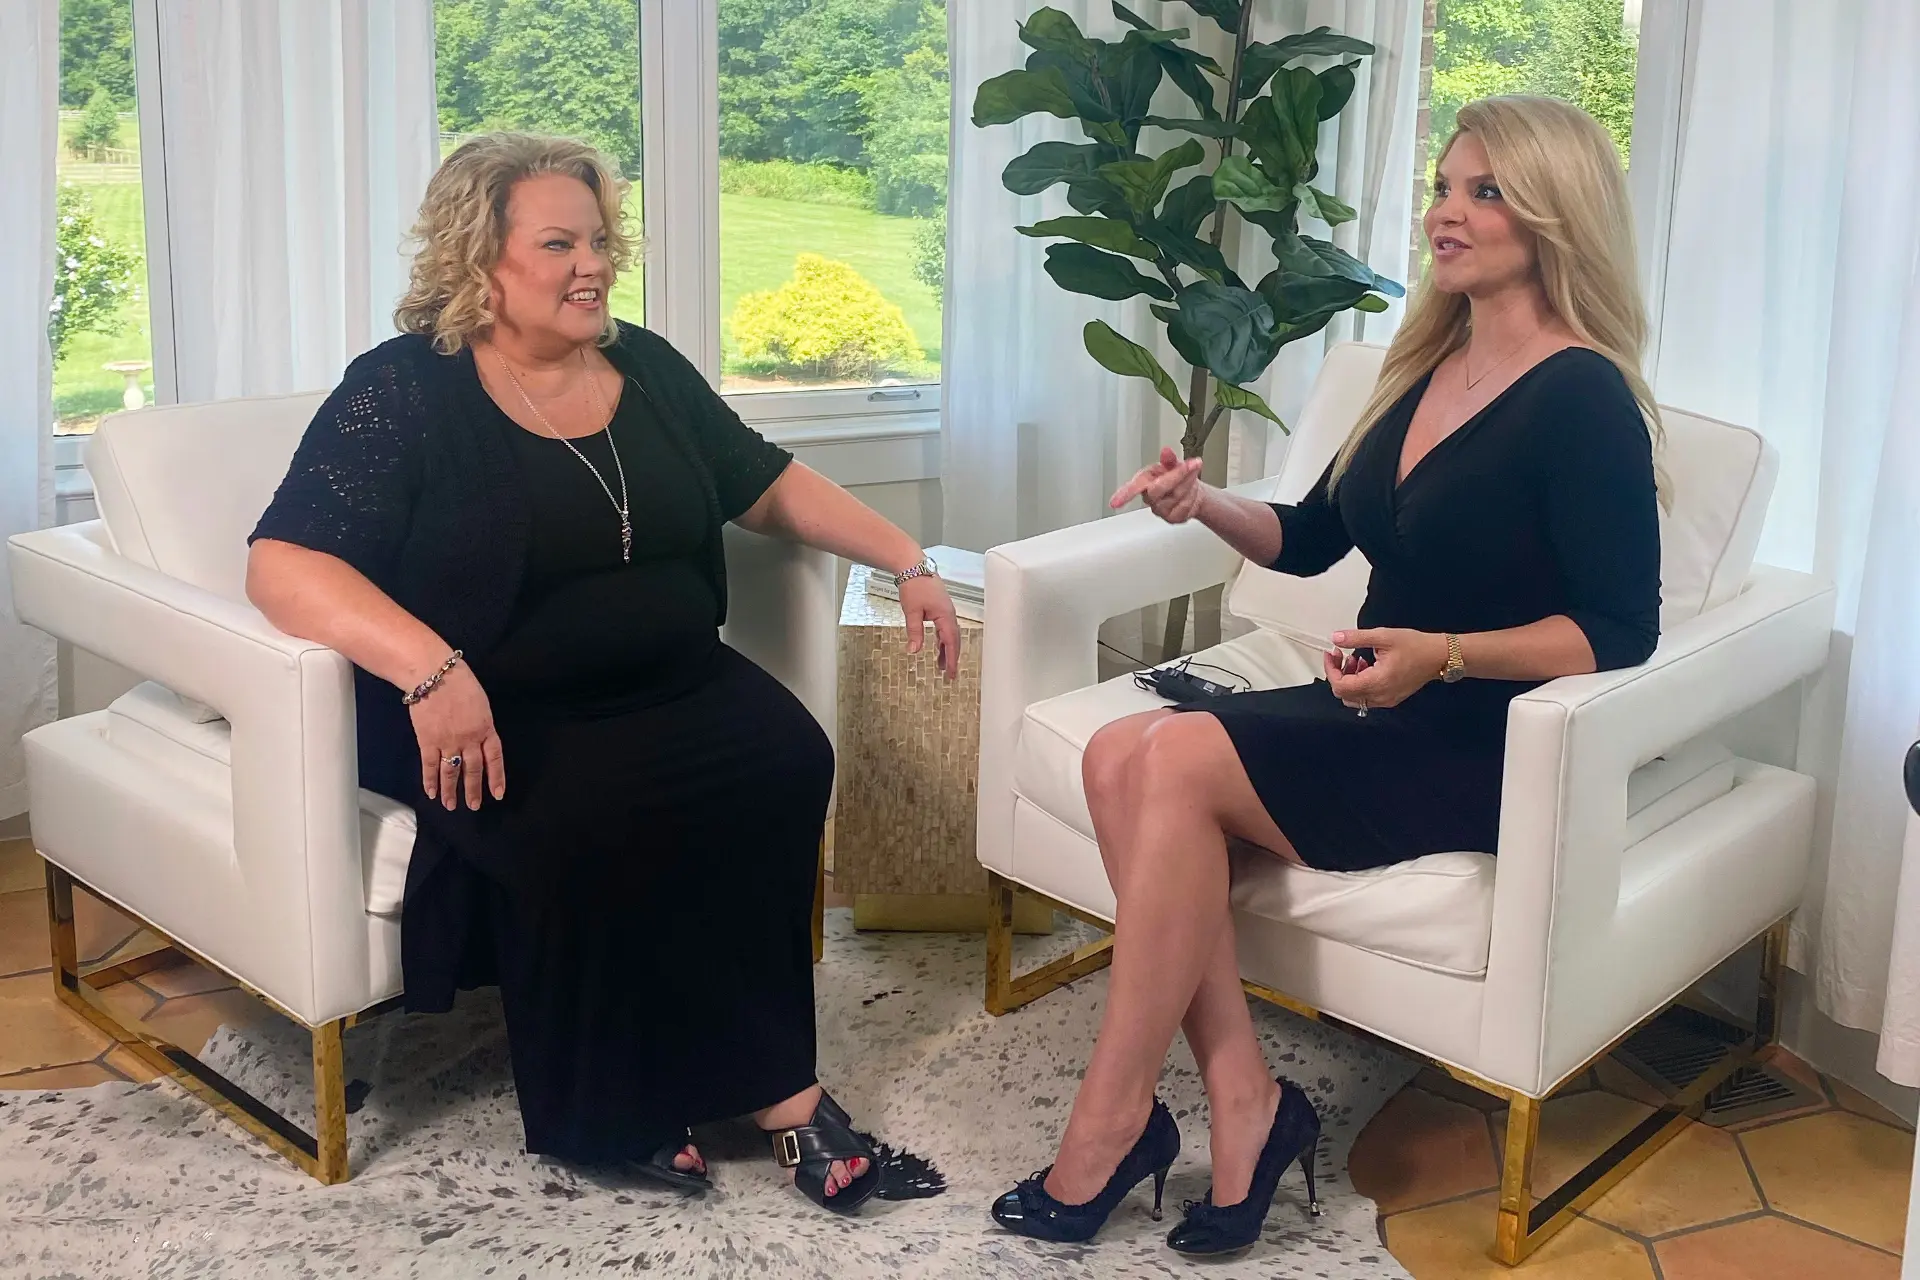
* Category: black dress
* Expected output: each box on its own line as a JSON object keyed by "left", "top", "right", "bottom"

{"left": 1196, "top": 348, "right": 1661, "bottom": 872}
{"left": 251, "top": 327, "right": 832, "bottom": 1162}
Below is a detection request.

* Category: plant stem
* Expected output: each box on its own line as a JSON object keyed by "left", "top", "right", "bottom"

{"left": 1180, "top": 0, "right": 1257, "bottom": 460}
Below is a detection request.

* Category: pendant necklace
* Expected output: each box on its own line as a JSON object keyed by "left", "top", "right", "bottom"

{"left": 496, "top": 348, "right": 633, "bottom": 563}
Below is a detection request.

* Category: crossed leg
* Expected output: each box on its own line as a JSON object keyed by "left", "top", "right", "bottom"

{"left": 1042, "top": 709, "right": 1302, "bottom": 1207}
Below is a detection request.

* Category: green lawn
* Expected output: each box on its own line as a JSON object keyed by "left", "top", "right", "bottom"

{"left": 51, "top": 157, "right": 941, "bottom": 429}
{"left": 718, "top": 193, "right": 941, "bottom": 383}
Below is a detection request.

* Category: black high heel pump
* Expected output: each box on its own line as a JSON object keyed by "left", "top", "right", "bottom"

{"left": 990, "top": 1097, "right": 1181, "bottom": 1244}
{"left": 1165, "top": 1079, "right": 1322, "bottom": 1256}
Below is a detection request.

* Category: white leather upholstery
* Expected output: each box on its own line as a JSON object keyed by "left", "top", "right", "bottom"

{"left": 978, "top": 341, "right": 1837, "bottom": 1098}
{"left": 1010, "top": 630, "right": 1743, "bottom": 977}
{"left": 11, "top": 396, "right": 838, "bottom": 1026}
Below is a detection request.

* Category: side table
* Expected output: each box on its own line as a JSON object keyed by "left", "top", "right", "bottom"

{"left": 834, "top": 565, "right": 1050, "bottom": 933}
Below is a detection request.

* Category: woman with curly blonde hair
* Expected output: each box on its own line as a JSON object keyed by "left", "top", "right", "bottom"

{"left": 247, "top": 133, "right": 955, "bottom": 1212}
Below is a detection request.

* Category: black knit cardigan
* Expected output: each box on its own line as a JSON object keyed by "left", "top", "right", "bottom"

{"left": 249, "top": 320, "right": 793, "bottom": 797}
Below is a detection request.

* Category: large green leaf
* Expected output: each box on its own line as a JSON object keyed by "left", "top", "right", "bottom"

{"left": 1147, "top": 44, "right": 1222, "bottom": 120}
{"left": 1045, "top": 242, "right": 1176, "bottom": 302}
{"left": 1106, "top": 33, "right": 1170, "bottom": 127}
{"left": 1269, "top": 26, "right": 1374, "bottom": 58}
{"left": 1257, "top": 267, "right": 1372, "bottom": 321}
{"left": 1178, "top": 0, "right": 1244, "bottom": 33}
{"left": 1019, "top": 7, "right": 1098, "bottom": 65}
{"left": 1294, "top": 183, "right": 1356, "bottom": 227}
{"left": 1273, "top": 230, "right": 1407, "bottom": 297}
{"left": 1234, "top": 97, "right": 1299, "bottom": 189}
{"left": 1084, "top": 119, "right": 1131, "bottom": 146}
{"left": 1353, "top": 293, "right": 1390, "bottom": 313}
{"left": 1001, "top": 140, "right": 1107, "bottom": 195}
{"left": 1142, "top": 115, "right": 1236, "bottom": 138}
{"left": 1099, "top": 137, "right": 1205, "bottom": 216}
{"left": 1138, "top": 223, "right": 1234, "bottom": 283}
{"left": 1024, "top": 50, "right": 1120, "bottom": 123}
{"left": 1065, "top": 175, "right": 1135, "bottom": 219}
{"left": 1177, "top": 281, "right": 1277, "bottom": 385}
{"left": 1214, "top": 380, "right": 1285, "bottom": 428}
{"left": 1151, "top": 303, "right": 1210, "bottom": 368}
{"left": 1084, "top": 320, "right": 1189, "bottom": 416}
{"left": 1158, "top": 173, "right": 1219, "bottom": 239}
{"left": 1018, "top": 216, "right": 1160, "bottom": 261}
{"left": 1212, "top": 155, "right": 1293, "bottom": 212}
{"left": 1316, "top": 62, "right": 1358, "bottom": 120}
{"left": 1110, "top": 1, "right": 1154, "bottom": 31}
{"left": 972, "top": 67, "right": 1079, "bottom": 127}
{"left": 1238, "top": 203, "right": 1302, "bottom": 239}
{"left": 1271, "top": 67, "right": 1325, "bottom": 176}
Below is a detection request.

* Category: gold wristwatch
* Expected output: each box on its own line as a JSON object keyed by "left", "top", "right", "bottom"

{"left": 1439, "top": 633, "right": 1466, "bottom": 683}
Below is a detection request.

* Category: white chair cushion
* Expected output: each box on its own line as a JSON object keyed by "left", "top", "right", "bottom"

{"left": 87, "top": 391, "right": 327, "bottom": 602}
{"left": 1011, "top": 635, "right": 1739, "bottom": 977}
{"left": 105, "top": 682, "right": 414, "bottom": 916}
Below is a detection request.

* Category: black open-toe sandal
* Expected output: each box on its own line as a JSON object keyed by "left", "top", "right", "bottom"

{"left": 633, "top": 1128, "right": 712, "bottom": 1193}
{"left": 765, "top": 1090, "right": 881, "bottom": 1214}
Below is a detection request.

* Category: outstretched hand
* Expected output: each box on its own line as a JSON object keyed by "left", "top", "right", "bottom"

{"left": 1111, "top": 446, "right": 1206, "bottom": 524}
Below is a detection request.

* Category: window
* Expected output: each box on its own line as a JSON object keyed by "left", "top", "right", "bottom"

{"left": 52, "top": 0, "right": 157, "bottom": 436}
{"left": 430, "top": 0, "right": 948, "bottom": 431}
{"left": 433, "top": 0, "right": 646, "bottom": 325}
{"left": 715, "top": 0, "right": 947, "bottom": 397}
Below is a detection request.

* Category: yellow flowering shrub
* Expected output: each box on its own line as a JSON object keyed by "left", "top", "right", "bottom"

{"left": 729, "top": 253, "right": 925, "bottom": 380}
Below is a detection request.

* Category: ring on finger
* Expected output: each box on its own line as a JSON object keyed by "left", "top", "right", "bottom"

{"left": 441, "top": 754, "right": 463, "bottom": 769}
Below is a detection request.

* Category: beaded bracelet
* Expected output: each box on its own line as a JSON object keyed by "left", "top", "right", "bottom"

{"left": 401, "top": 650, "right": 463, "bottom": 706}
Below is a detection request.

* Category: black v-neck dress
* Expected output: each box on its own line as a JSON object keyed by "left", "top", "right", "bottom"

{"left": 1195, "top": 348, "right": 1660, "bottom": 872}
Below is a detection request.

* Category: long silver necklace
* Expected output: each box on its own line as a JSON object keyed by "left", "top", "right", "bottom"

{"left": 495, "top": 348, "right": 632, "bottom": 563}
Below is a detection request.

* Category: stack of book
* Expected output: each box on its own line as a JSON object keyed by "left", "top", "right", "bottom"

{"left": 866, "top": 544, "right": 986, "bottom": 621}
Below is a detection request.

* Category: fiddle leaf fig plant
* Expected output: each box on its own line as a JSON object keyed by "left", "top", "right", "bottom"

{"left": 971, "top": 1, "right": 1404, "bottom": 459}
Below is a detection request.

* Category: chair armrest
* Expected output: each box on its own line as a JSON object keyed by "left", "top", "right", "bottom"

{"left": 976, "top": 480, "right": 1274, "bottom": 873}
{"left": 10, "top": 523, "right": 363, "bottom": 1022}
{"left": 1480, "top": 565, "right": 1835, "bottom": 1089}
{"left": 10, "top": 523, "right": 345, "bottom": 709}
{"left": 720, "top": 527, "right": 838, "bottom": 743}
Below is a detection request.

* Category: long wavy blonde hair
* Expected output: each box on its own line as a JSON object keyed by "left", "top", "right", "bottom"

{"left": 393, "top": 132, "right": 637, "bottom": 355}
{"left": 1331, "top": 96, "right": 1666, "bottom": 503}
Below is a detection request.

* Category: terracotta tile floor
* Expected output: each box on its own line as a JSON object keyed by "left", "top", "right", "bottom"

{"left": 1, "top": 838, "right": 1912, "bottom": 1274}
{"left": 1354, "top": 1052, "right": 1914, "bottom": 1277}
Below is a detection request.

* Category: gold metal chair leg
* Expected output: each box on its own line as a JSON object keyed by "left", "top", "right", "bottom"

{"left": 983, "top": 871, "right": 1113, "bottom": 1016}
{"left": 43, "top": 860, "right": 363, "bottom": 1185}
{"left": 1757, "top": 915, "right": 1790, "bottom": 1048}
{"left": 1494, "top": 1093, "right": 1541, "bottom": 1264}
{"left": 312, "top": 1020, "right": 350, "bottom": 1184}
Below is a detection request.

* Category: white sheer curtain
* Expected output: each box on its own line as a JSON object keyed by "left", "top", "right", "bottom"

{"left": 148, "top": 0, "right": 439, "bottom": 401}
{"left": 1653, "top": 0, "right": 1920, "bottom": 1084}
{"left": 942, "top": 0, "right": 1423, "bottom": 555}
{"left": 0, "top": 0, "right": 59, "bottom": 819}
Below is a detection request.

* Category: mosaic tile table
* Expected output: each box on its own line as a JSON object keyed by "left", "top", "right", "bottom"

{"left": 835, "top": 565, "right": 1048, "bottom": 933}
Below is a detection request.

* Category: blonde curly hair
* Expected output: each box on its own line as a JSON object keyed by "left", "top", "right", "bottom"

{"left": 394, "top": 132, "right": 636, "bottom": 355}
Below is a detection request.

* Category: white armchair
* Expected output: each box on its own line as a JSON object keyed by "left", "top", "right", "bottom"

{"left": 8, "top": 392, "right": 838, "bottom": 1184}
{"left": 976, "top": 343, "right": 1835, "bottom": 1264}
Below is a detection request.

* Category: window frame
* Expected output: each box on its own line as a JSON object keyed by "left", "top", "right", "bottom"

{"left": 636, "top": 0, "right": 944, "bottom": 439}
{"left": 51, "top": 0, "right": 180, "bottom": 486}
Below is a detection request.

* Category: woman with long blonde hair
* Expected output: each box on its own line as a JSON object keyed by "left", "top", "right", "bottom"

{"left": 993, "top": 97, "right": 1661, "bottom": 1256}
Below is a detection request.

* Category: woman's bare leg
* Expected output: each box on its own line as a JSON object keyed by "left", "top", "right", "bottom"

{"left": 1048, "top": 711, "right": 1302, "bottom": 1204}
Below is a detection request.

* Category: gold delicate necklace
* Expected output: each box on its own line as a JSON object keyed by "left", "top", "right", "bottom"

{"left": 1463, "top": 328, "right": 1539, "bottom": 390}
{"left": 495, "top": 348, "right": 632, "bottom": 563}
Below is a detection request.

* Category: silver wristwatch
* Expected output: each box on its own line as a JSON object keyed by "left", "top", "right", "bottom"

{"left": 895, "top": 556, "right": 939, "bottom": 585}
